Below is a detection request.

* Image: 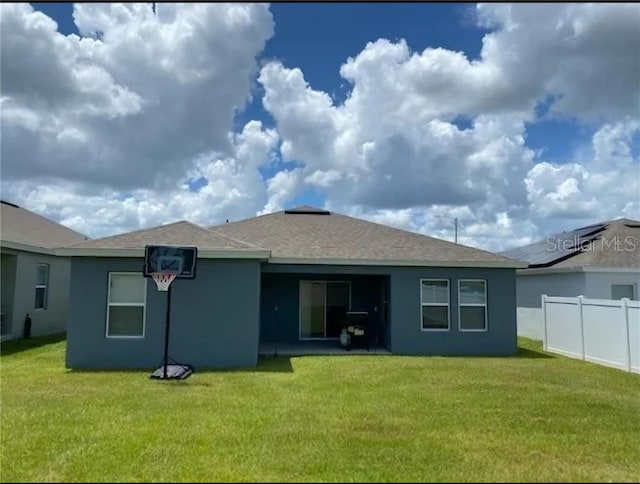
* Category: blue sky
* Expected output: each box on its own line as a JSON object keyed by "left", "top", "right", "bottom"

{"left": 3, "top": 3, "right": 638, "bottom": 248}
{"left": 29, "top": 1, "right": 589, "bottom": 208}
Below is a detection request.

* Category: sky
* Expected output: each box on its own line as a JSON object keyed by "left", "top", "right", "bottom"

{"left": 1, "top": 3, "right": 639, "bottom": 251}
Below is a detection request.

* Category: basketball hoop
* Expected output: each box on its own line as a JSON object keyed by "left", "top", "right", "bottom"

{"left": 151, "top": 273, "right": 176, "bottom": 291}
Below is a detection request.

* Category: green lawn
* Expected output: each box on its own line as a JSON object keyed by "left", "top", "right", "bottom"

{"left": 1, "top": 335, "right": 639, "bottom": 482}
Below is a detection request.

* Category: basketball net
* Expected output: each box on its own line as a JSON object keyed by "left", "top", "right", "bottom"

{"left": 151, "top": 273, "right": 177, "bottom": 291}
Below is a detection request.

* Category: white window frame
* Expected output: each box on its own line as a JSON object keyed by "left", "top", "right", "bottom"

{"left": 611, "top": 284, "right": 636, "bottom": 300}
{"left": 34, "top": 263, "right": 49, "bottom": 310}
{"left": 420, "top": 278, "right": 450, "bottom": 332}
{"left": 458, "top": 279, "right": 488, "bottom": 332}
{"left": 106, "top": 272, "right": 147, "bottom": 339}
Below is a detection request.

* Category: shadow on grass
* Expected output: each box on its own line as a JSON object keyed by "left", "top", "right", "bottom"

{"left": 211, "top": 356, "right": 294, "bottom": 373}
{"left": 66, "top": 356, "right": 294, "bottom": 378}
{"left": 0, "top": 332, "right": 66, "bottom": 356}
{"left": 516, "top": 347, "right": 554, "bottom": 359}
{"left": 516, "top": 337, "right": 554, "bottom": 359}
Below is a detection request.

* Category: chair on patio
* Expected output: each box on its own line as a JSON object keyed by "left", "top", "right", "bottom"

{"left": 344, "top": 311, "right": 369, "bottom": 351}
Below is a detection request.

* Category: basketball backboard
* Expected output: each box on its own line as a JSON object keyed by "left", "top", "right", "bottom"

{"left": 144, "top": 245, "right": 197, "bottom": 279}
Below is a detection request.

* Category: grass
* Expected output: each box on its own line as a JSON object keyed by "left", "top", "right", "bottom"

{"left": 1, "top": 335, "right": 639, "bottom": 482}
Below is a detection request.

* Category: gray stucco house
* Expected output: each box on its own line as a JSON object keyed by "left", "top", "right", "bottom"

{"left": 0, "top": 200, "right": 87, "bottom": 341}
{"left": 60, "top": 206, "right": 526, "bottom": 369}
{"left": 502, "top": 218, "right": 640, "bottom": 340}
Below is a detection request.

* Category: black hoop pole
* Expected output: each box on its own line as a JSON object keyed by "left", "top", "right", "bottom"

{"left": 163, "top": 283, "right": 172, "bottom": 378}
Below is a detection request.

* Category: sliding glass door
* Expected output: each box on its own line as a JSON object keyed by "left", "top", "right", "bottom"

{"left": 300, "top": 281, "right": 325, "bottom": 339}
{"left": 300, "top": 281, "right": 350, "bottom": 339}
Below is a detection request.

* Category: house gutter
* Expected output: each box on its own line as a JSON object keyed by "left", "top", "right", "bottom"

{"left": 268, "top": 257, "right": 529, "bottom": 269}
{"left": 517, "top": 266, "right": 640, "bottom": 275}
{"left": 0, "top": 240, "right": 57, "bottom": 255}
{"left": 5, "top": 241, "right": 527, "bottom": 268}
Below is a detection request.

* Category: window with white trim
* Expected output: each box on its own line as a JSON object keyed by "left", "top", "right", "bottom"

{"left": 420, "top": 279, "right": 450, "bottom": 330}
{"left": 611, "top": 284, "right": 635, "bottom": 300}
{"left": 458, "top": 280, "right": 487, "bottom": 331}
{"left": 34, "top": 263, "right": 49, "bottom": 309}
{"left": 106, "top": 273, "right": 146, "bottom": 338}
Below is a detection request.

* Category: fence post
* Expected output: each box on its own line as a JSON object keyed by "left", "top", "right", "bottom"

{"left": 578, "top": 295, "right": 585, "bottom": 361}
{"left": 541, "top": 294, "right": 548, "bottom": 352}
{"left": 622, "top": 298, "right": 631, "bottom": 373}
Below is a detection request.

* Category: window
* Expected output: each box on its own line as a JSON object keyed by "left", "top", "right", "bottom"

{"left": 458, "top": 280, "right": 487, "bottom": 331}
{"left": 420, "top": 279, "right": 450, "bottom": 331}
{"left": 106, "top": 273, "right": 146, "bottom": 338}
{"left": 34, "top": 264, "right": 49, "bottom": 309}
{"left": 611, "top": 284, "right": 636, "bottom": 300}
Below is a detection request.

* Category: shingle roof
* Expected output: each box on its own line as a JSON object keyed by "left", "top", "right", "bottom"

{"left": 551, "top": 219, "right": 640, "bottom": 268}
{"left": 64, "top": 220, "right": 262, "bottom": 251}
{"left": 505, "top": 218, "right": 640, "bottom": 269}
{"left": 208, "top": 207, "right": 523, "bottom": 267}
{"left": 0, "top": 200, "right": 87, "bottom": 249}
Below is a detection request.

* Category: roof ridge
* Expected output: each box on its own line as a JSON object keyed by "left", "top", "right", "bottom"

{"left": 208, "top": 206, "right": 519, "bottom": 264}
{"left": 209, "top": 210, "right": 282, "bottom": 229}
{"left": 194, "top": 223, "right": 265, "bottom": 250}
{"left": 206, "top": 230, "right": 265, "bottom": 249}
{"left": 330, "top": 210, "right": 517, "bottom": 262}
{"left": 178, "top": 221, "right": 266, "bottom": 250}
{"left": 179, "top": 207, "right": 525, "bottom": 265}
{"left": 606, "top": 217, "right": 640, "bottom": 226}
{"left": 503, "top": 217, "right": 640, "bottom": 254}
{"left": 1, "top": 202, "right": 88, "bottom": 239}
{"left": 63, "top": 219, "right": 269, "bottom": 251}
{"left": 63, "top": 219, "right": 193, "bottom": 248}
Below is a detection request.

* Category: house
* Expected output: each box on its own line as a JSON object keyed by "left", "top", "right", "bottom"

{"left": 502, "top": 218, "right": 640, "bottom": 340}
{"left": 60, "top": 206, "right": 526, "bottom": 369}
{"left": 0, "top": 200, "right": 88, "bottom": 341}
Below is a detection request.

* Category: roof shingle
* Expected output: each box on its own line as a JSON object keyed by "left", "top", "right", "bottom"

{"left": 551, "top": 219, "right": 640, "bottom": 269}
{"left": 209, "top": 207, "right": 521, "bottom": 266}
{"left": 0, "top": 200, "right": 87, "bottom": 249}
{"left": 65, "top": 220, "right": 261, "bottom": 251}
{"left": 504, "top": 218, "right": 640, "bottom": 269}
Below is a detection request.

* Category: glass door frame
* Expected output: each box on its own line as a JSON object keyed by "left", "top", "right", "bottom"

{"left": 298, "top": 280, "right": 352, "bottom": 340}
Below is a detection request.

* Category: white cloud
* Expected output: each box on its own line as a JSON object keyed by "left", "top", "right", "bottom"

{"left": 525, "top": 163, "right": 597, "bottom": 218}
{"left": 305, "top": 170, "right": 343, "bottom": 188}
{"left": 1, "top": 3, "right": 638, "bottom": 252}
{"left": 259, "top": 168, "right": 304, "bottom": 216}
{"left": 1, "top": 3, "right": 274, "bottom": 190}
{"left": 526, "top": 119, "right": 640, "bottom": 222}
{"left": 2, "top": 120, "right": 280, "bottom": 237}
{"left": 0, "top": 4, "right": 142, "bottom": 118}
{"left": 259, "top": 59, "right": 539, "bottom": 250}
{"left": 0, "top": 3, "right": 281, "bottom": 236}
{"left": 258, "top": 2, "right": 639, "bottom": 251}
{"left": 476, "top": 3, "right": 640, "bottom": 120}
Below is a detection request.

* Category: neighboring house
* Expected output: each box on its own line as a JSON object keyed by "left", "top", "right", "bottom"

{"left": 59, "top": 206, "right": 526, "bottom": 370}
{"left": 502, "top": 218, "right": 640, "bottom": 340}
{"left": 0, "top": 200, "right": 88, "bottom": 341}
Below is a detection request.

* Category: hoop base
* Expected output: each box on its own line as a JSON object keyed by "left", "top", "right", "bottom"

{"left": 151, "top": 273, "right": 177, "bottom": 291}
{"left": 150, "top": 363, "right": 193, "bottom": 380}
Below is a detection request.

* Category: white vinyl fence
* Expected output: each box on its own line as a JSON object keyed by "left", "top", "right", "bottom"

{"left": 542, "top": 295, "right": 640, "bottom": 374}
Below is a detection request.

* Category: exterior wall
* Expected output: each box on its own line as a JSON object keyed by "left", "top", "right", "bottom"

{"left": 516, "top": 270, "right": 640, "bottom": 340}
{"left": 260, "top": 272, "right": 385, "bottom": 345}
{"left": 516, "top": 272, "right": 586, "bottom": 341}
{"left": 1, "top": 249, "right": 72, "bottom": 340}
{"left": 516, "top": 272, "right": 587, "bottom": 307}
{"left": 66, "top": 257, "right": 261, "bottom": 369}
{"left": 583, "top": 271, "right": 640, "bottom": 300}
{"left": 263, "top": 264, "right": 517, "bottom": 356}
{"left": 389, "top": 267, "right": 517, "bottom": 356}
